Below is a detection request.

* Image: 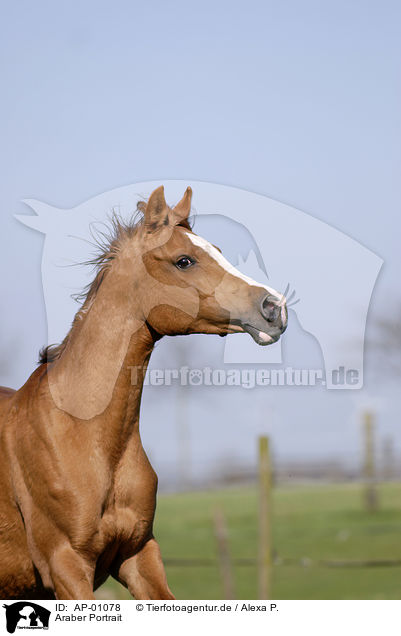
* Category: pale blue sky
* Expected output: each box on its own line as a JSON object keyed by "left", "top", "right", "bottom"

{"left": 0, "top": 1, "right": 400, "bottom": 484}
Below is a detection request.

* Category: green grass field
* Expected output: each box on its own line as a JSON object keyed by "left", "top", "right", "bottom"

{"left": 97, "top": 482, "right": 401, "bottom": 600}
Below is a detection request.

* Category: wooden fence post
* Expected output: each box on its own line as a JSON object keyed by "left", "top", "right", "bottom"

{"left": 213, "top": 507, "right": 235, "bottom": 599}
{"left": 258, "top": 435, "right": 273, "bottom": 599}
{"left": 362, "top": 411, "right": 379, "bottom": 512}
{"left": 382, "top": 436, "right": 395, "bottom": 482}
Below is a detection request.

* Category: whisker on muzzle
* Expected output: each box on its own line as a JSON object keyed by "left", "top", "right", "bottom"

{"left": 282, "top": 283, "right": 300, "bottom": 308}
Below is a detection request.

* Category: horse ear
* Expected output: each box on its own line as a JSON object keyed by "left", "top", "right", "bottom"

{"left": 173, "top": 187, "right": 192, "bottom": 223}
{"left": 144, "top": 186, "right": 168, "bottom": 227}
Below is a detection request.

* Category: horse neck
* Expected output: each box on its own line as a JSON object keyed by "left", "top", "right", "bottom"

{"left": 48, "top": 258, "right": 157, "bottom": 433}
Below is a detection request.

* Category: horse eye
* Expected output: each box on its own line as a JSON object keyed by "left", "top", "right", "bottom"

{"left": 176, "top": 256, "right": 195, "bottom": 270}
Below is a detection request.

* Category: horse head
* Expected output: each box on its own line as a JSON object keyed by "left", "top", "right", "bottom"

{"left": 130, "top": 185, "right": 288, "bottom": 345}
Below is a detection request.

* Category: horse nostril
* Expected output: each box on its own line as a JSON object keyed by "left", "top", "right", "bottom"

{"left": 261, "top": 295, "right": 280, "bottom": 323}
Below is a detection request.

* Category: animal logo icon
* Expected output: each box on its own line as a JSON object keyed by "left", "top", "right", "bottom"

{"left": 189, "top": 369, "right": 203, "bottom": 385}
{"left": 3, "top": 602, "right": 50, "bottom": 633}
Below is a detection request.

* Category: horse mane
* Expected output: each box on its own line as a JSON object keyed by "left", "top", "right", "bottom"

{"left": 38, "top": 202, "right": 192, "bottom": 365}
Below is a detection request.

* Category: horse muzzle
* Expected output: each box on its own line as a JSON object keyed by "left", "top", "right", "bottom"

{"left": 242, "top": 292, "right": 288, "bottom": 346}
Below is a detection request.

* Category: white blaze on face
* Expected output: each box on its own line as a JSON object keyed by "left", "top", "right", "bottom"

{"left": 186, "top": 232, "right": 285, "bottom": 305}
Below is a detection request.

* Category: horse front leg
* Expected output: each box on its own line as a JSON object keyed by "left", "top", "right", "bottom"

{"left": 46, "top": 544, "right": 95, "bottom": 600}
{"left": 113, "top": 538, "right": 174, "bottom": 600}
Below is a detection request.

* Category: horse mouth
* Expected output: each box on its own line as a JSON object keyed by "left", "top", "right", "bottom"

{"left": 242, "top": 323, "right": 283, "bottom": 346}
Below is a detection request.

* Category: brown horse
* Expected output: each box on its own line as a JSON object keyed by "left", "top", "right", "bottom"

{"left": 0, "top": 186, "right": 287, "bottom": 600}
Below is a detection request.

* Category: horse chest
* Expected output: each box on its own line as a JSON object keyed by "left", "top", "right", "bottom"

{"left": 96, "top": 503, "right": 154, "bottom": 570}
{"left": 97, "top": 469, "right": 157, "bottom": 552}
